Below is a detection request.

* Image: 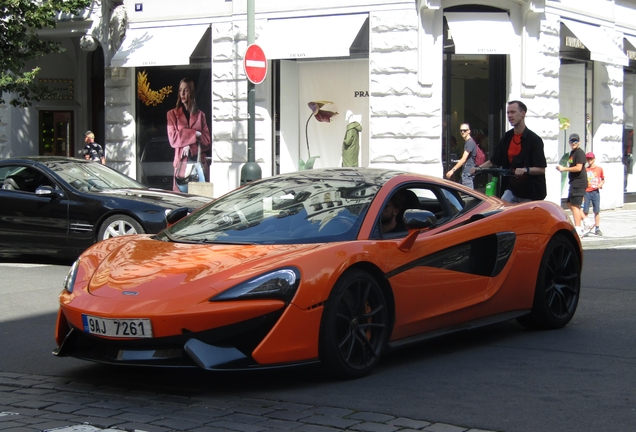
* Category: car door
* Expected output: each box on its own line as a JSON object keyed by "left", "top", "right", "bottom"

{"left": 382, "top": 184, "right": 507, "bottom": 340}
{"left": 0, "top": 165, "right": 70, "bottom": 255}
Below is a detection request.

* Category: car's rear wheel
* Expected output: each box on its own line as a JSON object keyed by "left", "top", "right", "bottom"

{"left": 319, "top": 269, "right": 389, "bottom": 379}
{"left": 518, "top": 234, "right": 581, "bottom": 329}
{"left": 98, "top": 215, "right": 144, "bottom": 240}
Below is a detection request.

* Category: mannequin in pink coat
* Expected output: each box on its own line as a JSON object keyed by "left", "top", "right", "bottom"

{"left": 167, "top": 77, "right": 211, "bottom": 192}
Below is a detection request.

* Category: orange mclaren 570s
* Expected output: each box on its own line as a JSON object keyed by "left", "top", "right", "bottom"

{"left": 54, "top": 168, "right": 582, "bottom": 379}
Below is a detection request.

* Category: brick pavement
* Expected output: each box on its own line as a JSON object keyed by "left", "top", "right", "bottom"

{"left": 0, "top": 372, "right": 497, "bottom": 432}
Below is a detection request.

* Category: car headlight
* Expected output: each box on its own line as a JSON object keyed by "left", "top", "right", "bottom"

{"left": 64, "top": 260, "right": 80, "bottom": 293}
{"left": 211, "top": 268, "right": 300, "bottom": 303}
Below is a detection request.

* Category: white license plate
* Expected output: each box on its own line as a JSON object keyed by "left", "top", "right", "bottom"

{"left": 81, "top": 315, "right": 153, "bottom": 338}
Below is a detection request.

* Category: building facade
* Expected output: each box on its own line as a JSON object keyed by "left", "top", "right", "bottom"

{"left": 3, "top": 0, "right": 636, "bottom": 209}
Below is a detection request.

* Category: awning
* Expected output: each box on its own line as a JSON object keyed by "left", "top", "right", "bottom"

{"left": 111, "top": 24, "right": 209, "bottom": 67}
{"left": 445, "top": 12, "right": 516, "bottom": 55}
{"left": 561, "top": 19, "right": 628, "bottom": 66}
{"left": 256, "top": 14, "right": 368, "bottom": 60}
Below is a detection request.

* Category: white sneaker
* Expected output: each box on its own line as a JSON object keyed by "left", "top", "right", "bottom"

{"left": 582, "top": 219, "right": 594, "bottom": 235}
{"left": 575, "top": 226, "right": 584, "bottom": 238}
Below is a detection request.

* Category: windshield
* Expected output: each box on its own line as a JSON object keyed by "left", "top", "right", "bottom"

{"left": 47, "top": 160, "right": 144, "bottom": 192}
{"left": 158, "top": 171, "right": 384, "bottom": 245}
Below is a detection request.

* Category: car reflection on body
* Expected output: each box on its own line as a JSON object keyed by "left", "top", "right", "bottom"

{"left": 54, "top": 167, "right": 582, "bottom": 378}
{"left": 0, "top": 156, "right": 210, "bottom": 259}
{"left": 139, "top": 137, "right": 174, "bottom": 190}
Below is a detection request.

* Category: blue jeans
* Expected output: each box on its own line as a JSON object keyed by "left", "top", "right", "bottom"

{"left": 583, "top": 189, "right": 600, "bottom": 214}
{"left": 501, "top": 189, "right": 532, "bottom": 203}
{"left": 176, "top": 162, "right": 205, "bottom": 193}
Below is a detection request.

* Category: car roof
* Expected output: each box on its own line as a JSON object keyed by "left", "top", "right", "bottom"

{"left": 0, "top": 156, "right": 90, "bottom": 165}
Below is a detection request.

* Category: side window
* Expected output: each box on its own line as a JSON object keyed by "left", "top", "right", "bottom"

{"left": 378, "top": 186, "right": 442, "bottom": 238}
{"left": 0, "top": 166, "right": 53, "bottom": 193}
{"left": 412, "top": 187, "right": 446, "bottom": 220}
{"left": 440, "top": 187, "right": 483, "bottom": 216}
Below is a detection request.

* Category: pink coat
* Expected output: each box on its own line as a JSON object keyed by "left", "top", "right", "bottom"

{"left": 166, "top": 106, "right": 211, "bottom": 190}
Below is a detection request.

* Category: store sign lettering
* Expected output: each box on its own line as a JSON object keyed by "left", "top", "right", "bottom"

{"left": 289, "top": 53, "right": 307, "bottom": 58}
{"left": 477, "top": 48, "right": 498, "bottom": 54}
{"left": 565, "top": 36, "right": 585, "bottom": 50}
{"left": 355, "top": 91, "right": 369, "bottom": 97}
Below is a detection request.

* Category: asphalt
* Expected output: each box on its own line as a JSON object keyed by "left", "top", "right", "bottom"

{"left": 1, "top": 204, "right": 635, "bottom": 432}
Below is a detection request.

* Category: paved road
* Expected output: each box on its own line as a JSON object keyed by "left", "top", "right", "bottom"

{"left": 1, "top": 206, "right": 636, "bottom": 432}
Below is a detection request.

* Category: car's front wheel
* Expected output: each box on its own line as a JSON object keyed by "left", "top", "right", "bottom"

{"left": 319, "top": 269, "right": 389, "bottom": 379}
{"left": 518, "top": 234, "right": 581, "bottom": 329}
{"left": 98, "top": 215, "right": 144, "bottom": 240}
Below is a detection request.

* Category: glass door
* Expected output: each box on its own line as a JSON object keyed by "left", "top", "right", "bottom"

{"left": 39, "top": 111, "right": 74, "bottom": 157}
{"left": 442, "top": 54, "right": 506, "bottom": 190}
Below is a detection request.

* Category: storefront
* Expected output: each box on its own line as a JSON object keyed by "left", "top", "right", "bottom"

{"left": 7, "top": 0, "right": 636, "bottom": 210}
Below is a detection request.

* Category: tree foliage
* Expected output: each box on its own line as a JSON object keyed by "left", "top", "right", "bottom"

{"left": 1, "top": 0, "right": 91, "bottom": 107}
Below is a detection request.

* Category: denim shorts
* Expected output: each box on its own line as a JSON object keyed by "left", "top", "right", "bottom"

{"left": 583, "top": 189, "right": 600, "bottom": 214}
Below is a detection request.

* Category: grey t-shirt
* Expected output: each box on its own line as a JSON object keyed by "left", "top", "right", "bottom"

{"left": 463, "top": 138, "right": 477, "bottom": 173}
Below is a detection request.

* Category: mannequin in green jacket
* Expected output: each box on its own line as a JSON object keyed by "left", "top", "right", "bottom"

{"left": 342, "top": 110, "right": 362, "bottom": 167}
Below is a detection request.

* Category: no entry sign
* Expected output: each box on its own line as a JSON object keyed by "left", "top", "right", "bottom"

{"left": 243, "top": 44, "right": 267, "bottom": 84}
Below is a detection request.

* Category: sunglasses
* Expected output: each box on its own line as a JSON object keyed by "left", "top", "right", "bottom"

{"left": 569, "top": 140, "right": 579, "bottom": 144}
{"left": 460, "top": 129, "right": 469, "bottom": 132}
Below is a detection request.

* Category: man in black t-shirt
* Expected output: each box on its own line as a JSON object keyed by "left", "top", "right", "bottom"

{"left": 557, "top": 133, "right": 587, "bottom": 237}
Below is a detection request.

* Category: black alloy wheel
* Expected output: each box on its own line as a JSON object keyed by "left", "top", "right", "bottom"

{"left": 518, "top": 234, "right": 581, "bottom": 329}
{"left": 320, "top": 269, "right": 389, "bottom": 379}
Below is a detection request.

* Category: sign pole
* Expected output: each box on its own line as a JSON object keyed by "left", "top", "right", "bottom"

{"left": 240, "top": 0, "right": 262, "bottom": 185}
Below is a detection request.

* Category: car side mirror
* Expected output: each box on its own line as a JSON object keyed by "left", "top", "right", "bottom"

{"left": 35, "top": 185, "right": 64, "bottom": 198}
{"left": 403, "top": 209, "right": 437, "bottom": 230}
{"left": 166, "top": 207, "right": 189, "bottom": 225}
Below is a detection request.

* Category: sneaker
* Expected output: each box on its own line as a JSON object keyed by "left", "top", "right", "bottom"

{"left": 575, "top": 226, "right": 584, "bottom": 238}
{"left": 582, "top": 219, "right": 595, "bottom": 235}
{"left": 595, "top": 228, "right": 603, "bottom": 236}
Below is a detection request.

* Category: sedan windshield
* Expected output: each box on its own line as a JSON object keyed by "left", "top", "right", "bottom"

{"left": 159, "top": 170, "right": 385, "bottom": 245}
{"left": 47, "top": 160, "right": 144, "bottom": 192}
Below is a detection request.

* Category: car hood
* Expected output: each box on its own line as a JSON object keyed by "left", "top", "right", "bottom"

{"left": 96, "top": 188, "right": 211, "bottom": 209}
{"left": 85, "top": 236, "right": 321, "bottom": 300}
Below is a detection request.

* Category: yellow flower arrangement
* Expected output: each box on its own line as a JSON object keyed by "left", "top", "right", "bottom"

{"left": 137, "top": 71, "right": 172, "bottom": 106}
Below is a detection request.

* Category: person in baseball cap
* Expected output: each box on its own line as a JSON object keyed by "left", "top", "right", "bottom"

{"left": 583, "top": 151, "right": 604, "bottom": 236}
{"left": 557, "top": 132, "right": 587, "bottom": 236}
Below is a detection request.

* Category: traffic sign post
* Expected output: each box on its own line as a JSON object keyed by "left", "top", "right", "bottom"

{"left": 240, "top": 38, "right": 265, "bottom": 185}
{"left": 243, "top": 44, "right": 267, "bottom": 85}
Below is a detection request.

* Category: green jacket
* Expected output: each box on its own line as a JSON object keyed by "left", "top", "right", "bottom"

{"left": 342, "top": 121, "right": 362, "bottom": 167}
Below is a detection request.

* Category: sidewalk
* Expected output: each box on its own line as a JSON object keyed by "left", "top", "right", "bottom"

{"left": 563, "top": 201, "right": 636, "bottom": 250}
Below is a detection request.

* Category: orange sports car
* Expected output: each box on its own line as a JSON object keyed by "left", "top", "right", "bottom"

{"left": 54, "top": 168, "right": 582, "bottom": 378}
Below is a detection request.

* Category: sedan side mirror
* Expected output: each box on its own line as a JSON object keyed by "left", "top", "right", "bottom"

{"left": 166, "top": 207, "right": 189, "bottom": 225}
{"left": 35, "top": 185, "right": 64, "bottom": 198}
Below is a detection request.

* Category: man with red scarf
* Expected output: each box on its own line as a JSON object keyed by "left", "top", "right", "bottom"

{"left": 471, "top": 100, "right": 547, "bottom": 202}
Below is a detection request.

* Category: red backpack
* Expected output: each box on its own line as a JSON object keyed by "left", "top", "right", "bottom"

{"left": 474, "top": 142, "right": 486, "bottom": 166}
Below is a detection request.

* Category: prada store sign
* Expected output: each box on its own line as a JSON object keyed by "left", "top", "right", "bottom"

{"left": 565, "top": 36, "right": 585, "bottom": 50}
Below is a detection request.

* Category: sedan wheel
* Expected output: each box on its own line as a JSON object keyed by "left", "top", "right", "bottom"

{"left": 98, "top": 215, "right": 145, "bottom": 240}
{"left": 320, "top": 269, "right": 389, "bottom": 379}
{"left": 518, "top": 234, "right": 581, "bottom": 329}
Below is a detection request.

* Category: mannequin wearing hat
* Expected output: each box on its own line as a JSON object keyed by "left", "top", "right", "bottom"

{"left": 556, "top": 133, "right": 587, "bottom": 236}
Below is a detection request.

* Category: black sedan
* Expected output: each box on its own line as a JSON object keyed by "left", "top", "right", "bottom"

{"left": 0, "top": 156, "right": 210, "bottom": 259}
